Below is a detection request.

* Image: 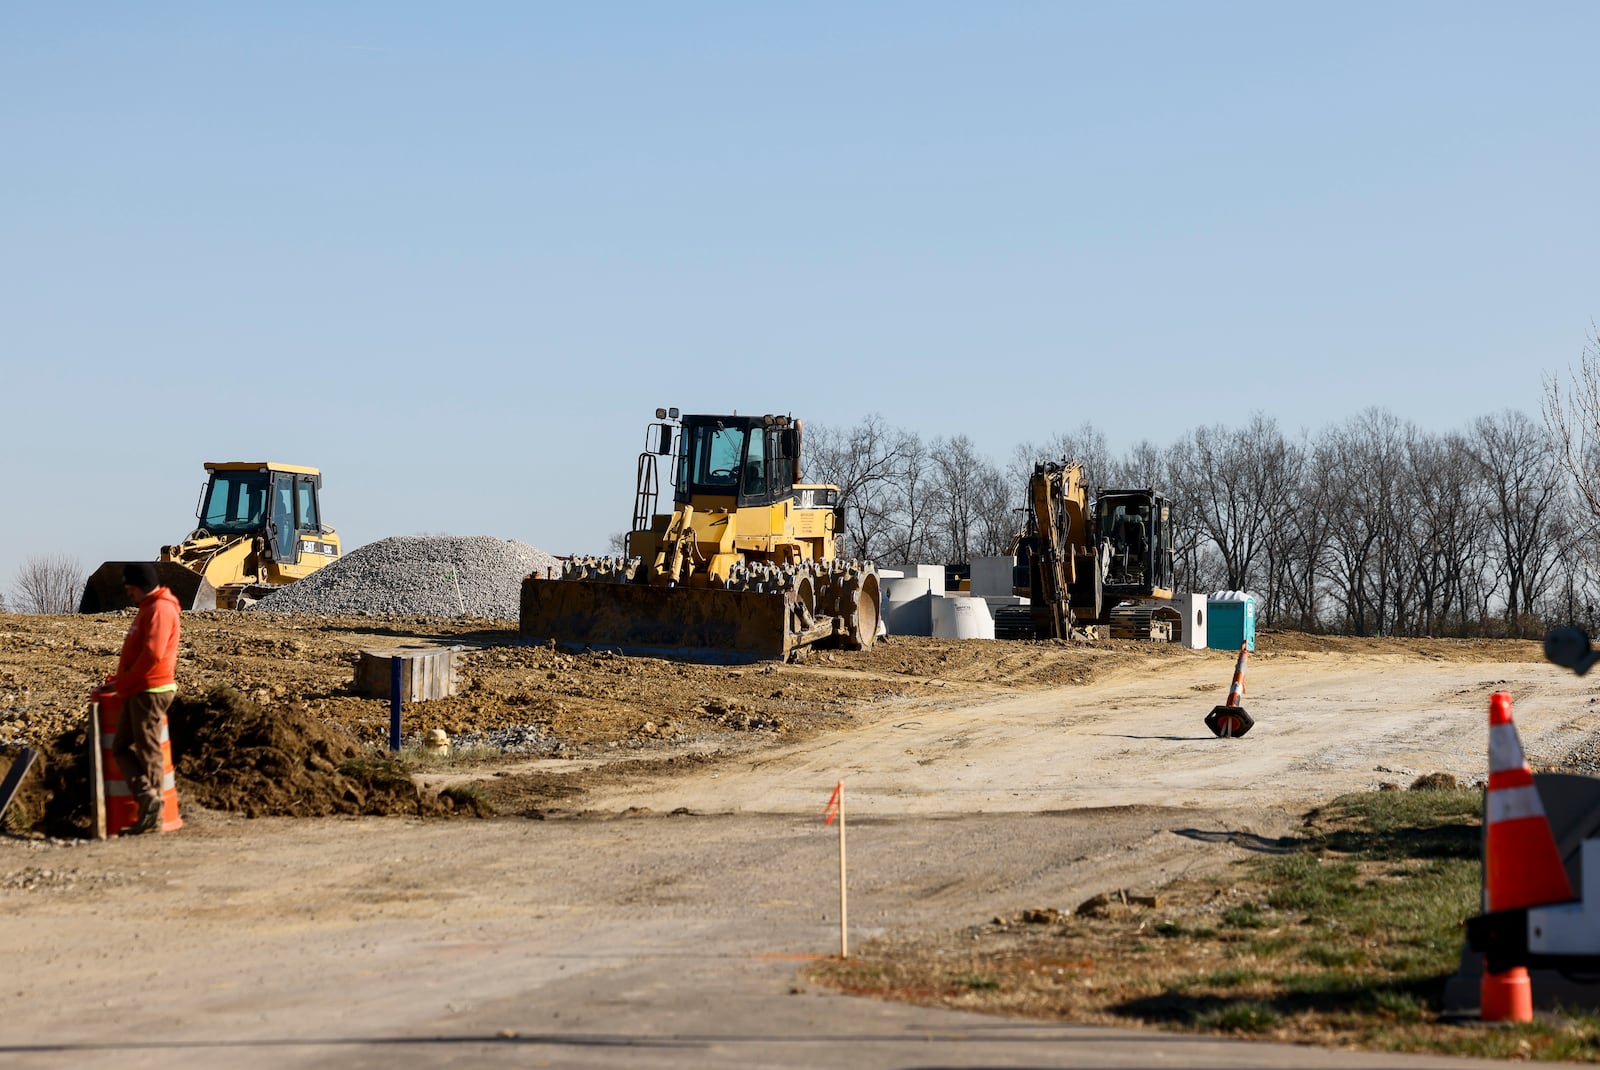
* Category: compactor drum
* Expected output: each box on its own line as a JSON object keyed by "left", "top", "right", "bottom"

{"left": 520, "top": 410, "right": 880, "bottom": 663}
{"left": 80, "top": 462, "right": 341, "bottom": 612}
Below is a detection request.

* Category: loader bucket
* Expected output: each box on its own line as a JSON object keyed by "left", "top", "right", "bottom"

{"left": 78, "top": 562, "right": 218, "bottom": 613}
{"left": 520, "top": 576, "right": 820, "bottom": 664}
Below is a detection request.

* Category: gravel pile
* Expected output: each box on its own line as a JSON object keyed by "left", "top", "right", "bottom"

{"left": 448, "top": 724, "right": 564, "bottom": 755}
{"left": 251, "top": 535, "right": 560, "bottom": 620}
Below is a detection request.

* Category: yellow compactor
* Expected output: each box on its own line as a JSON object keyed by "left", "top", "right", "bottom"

{"left": 521, "top": 409, "right": 880, "bottom": 662}
{"left": 79, "top": 462, "right": 341, "bottom": 612}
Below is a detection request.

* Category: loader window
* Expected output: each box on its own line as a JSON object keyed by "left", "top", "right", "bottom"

{"left": 296, "top": 478, "right": 319, "bottom": 533}
{"left": 199, "top": 471, "right": 269, "bottom": 536}
{"left": 272, "top": 476, "right": 298, "bottom": 560}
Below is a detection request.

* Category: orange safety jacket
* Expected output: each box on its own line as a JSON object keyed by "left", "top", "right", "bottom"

{"left": 114, "top": 586, "right": 182, "bottom": 697}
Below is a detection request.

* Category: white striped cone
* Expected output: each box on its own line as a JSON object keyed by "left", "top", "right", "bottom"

{"left": 1225, "top": 644, "right": 1248, "bottom": 707}
{"left": 1484, "top": 690, "right": 1571, "bottom": 912}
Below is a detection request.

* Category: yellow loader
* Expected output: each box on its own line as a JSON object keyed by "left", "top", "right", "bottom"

{"left": 79, "top": 462, "right": 341, "bottom": 612}
{"left": 520, "top": 409, "right": 880, "bottom": 662}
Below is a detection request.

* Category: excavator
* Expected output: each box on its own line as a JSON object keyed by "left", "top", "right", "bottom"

{"left": 79, "top": 462, "right": 341, "bottom": 612}
{"left": 993, "top": 459, "right": 1176, "bottom": 640}
{"left": 520, "top": 408, "right": 881, "bottom": 662}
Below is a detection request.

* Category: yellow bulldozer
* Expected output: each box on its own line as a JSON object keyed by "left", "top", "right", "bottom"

{"left": 520, "top": 408, "right": 881, "bottom": 662}
{"left": 79, "top": 462, "right": 341, "bottom": 612}
{"left": 994, "top": 459, "right": 1176, "bottom": 640}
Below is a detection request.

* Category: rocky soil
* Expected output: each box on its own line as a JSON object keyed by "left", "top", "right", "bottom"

{"left": 0, "top": 605, "right": 1549, "bottom": 837}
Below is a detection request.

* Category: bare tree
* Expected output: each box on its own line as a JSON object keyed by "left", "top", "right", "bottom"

{"left": 884, "top": 432, "right": 945, "bottom": 566}
{"left": 1542, "top": 327, "right": 1600, "bottom": 613}
{"left": 13, "top": 555, "right": 84, "bottom": 614}
{"left": 1470, "top": 409, "right": 1568, "bottom": 635}
{"left": 929, "top": 434, "right": 1009, "bottom": 563}
{"left": 1405, "top": 431, "right": 1490, "bottom": 636}
{"left": 807, "top": 414, "right": 915, "bottom": 563}
{"left": 1544, "top": 326, "right": 1600, "bottom": 531}
{"left": 1177, "top": 414, "right": 1297, "bottom": 595}
{"left": 1319, "top": 410, "right": 1415, "bottom": 636}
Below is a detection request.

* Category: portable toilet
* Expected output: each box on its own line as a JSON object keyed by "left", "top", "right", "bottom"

{"left": 1206, "top": 591, "right": 1256, "bottom": 651}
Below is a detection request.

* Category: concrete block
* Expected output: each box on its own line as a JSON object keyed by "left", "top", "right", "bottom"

{"left": 969, "top": 556, "right": 1017, "bottom": 598}
{"left": 895, "top": 563, "right": 947, "bottom": 589}
{"left": 355, "top": 647, "right": 461, "bottom": 701}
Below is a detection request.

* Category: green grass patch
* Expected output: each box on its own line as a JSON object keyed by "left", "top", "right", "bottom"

{"left": 1192, "top": 1000, "right": 1281, "bottom": 1033}
{"left": 950, "top": 973, "right": 1000, "bottom": 990}
{"left": 1221, "top": 902, "right": 1268, "bottom": 929}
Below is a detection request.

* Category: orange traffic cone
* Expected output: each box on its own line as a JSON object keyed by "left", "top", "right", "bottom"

{"left": 1481, "top": 690, "right": 1572, "bottom": 1022}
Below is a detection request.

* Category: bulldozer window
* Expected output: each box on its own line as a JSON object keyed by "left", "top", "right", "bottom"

{"left": 200, "top": 471, "right": 270, "bottom": 536}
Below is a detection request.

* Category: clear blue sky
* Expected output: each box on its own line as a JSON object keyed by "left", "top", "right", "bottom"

{"left": 3, "top": 3, "right": 1597, "bottom": 590}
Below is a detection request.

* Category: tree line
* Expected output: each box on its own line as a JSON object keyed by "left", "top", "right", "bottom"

{"left": 808, "top": 342, "right": 1600, "bottom": 639}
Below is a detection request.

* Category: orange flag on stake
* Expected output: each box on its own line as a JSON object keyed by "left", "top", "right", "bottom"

{"left": 823, "top": 782, "right": 841, "bottom": 825}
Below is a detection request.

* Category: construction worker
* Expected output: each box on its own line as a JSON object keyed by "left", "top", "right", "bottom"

{"left": 111, "top": 562, "right": 181, "bottom": 835}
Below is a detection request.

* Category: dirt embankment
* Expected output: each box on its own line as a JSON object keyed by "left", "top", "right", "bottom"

{"left": 0, "top": 612, "right": 1544, "bottom": 836}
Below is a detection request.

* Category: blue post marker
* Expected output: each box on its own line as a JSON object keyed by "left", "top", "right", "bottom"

{"left": 389, "top": 656, "right": 402, "bottom": 751}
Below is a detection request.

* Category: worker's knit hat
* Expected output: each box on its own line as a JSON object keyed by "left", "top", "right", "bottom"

{"left": 122, "top": 563, "right": 159, "bottom": 591}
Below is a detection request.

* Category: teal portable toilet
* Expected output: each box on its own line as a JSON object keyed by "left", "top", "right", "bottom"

{"left": 1206, "top": 591, "right": 1256, "bottom": 651}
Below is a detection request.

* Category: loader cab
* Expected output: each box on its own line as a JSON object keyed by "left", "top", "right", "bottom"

{"left": 198, "top": 463, "right": 331, "bottom": 565}
{"left": 1095, "top": 490, "right": 1175, "bottom": 599}
{"left": 673, "top": 415, "right": 796, "bottom": 509}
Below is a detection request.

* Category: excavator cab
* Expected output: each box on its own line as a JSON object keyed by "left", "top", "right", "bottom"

{"left": 1094, "top": 490, "right": 1175, "bottom": 601}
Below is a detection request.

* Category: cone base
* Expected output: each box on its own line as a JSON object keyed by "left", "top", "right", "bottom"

{"left": 1482, "top": 965, "right": 1533, "bottom": 1023}
{"left": 1205, "top": 705, "right": 1254, "bottom": 738}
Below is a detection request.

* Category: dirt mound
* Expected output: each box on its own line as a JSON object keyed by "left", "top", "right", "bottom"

{"left": 5, "top": 687, "right": 488, "bottom": 837}
{"left": 168, "top": 686, "right": 477, "bottom": 819}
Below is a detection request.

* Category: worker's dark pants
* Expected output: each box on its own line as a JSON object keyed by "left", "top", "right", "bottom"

{"left": 113, "top": 691, "right": 174, "bottom": 803}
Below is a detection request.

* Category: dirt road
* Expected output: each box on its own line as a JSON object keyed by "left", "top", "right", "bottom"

{"left": 0, "top": 629, "right": 1576, "bottom": 1069}
{"left": 573, "top": 650, "right": 1593, "bottom": 815}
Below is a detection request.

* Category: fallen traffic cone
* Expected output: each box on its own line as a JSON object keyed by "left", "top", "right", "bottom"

{"left": 1481, "top": 690, "right": 1572, "bottom": 1022}
{"left": 1204, "top": 642, "right": 1255, "bottom": 737}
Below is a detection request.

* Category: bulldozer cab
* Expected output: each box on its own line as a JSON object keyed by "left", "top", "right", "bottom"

{"left": 672, "top": 415, "right": 796, "bottom": 509}
{"left": 1094, "top": 490, "right": 1175, "bottom": 601}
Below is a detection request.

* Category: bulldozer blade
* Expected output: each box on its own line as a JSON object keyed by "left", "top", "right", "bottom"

{"left": 78, "top": 562, "right": 218, "bottom": 613}
{"left": 520, "top": 576, "right": 815, "bottom": 664}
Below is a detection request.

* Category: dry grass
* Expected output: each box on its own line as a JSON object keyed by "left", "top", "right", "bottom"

{"left": 808, "top": 787, "right": 1600, "bottom": 1061}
